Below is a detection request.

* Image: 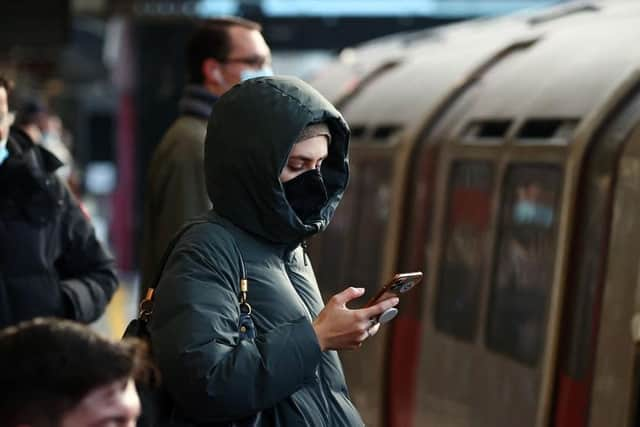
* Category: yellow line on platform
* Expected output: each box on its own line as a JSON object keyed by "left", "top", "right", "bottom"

{"left": 105, "top": 285, "right": 129, "bottom": 339}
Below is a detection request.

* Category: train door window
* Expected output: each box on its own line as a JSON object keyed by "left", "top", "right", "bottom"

{"left": 435, "top": 161, "right": 495, "bottom": 340}
{"left": 313, "top": 164, "right": 360, "bottom": 299}
{"left": 348, "top": 156, "right": 394, "bottom": 289}
{"left": 486, "top": 164, "right": 563, "bottom": 365}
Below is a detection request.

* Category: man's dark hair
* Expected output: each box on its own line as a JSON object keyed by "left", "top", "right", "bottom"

{"left": 0, "top": 75, "right": 12, "bottom": 94}
{"left": 0, "top": 76, "right": 13, "bottom": 105}
{"left": 15, "top": 97, "right": 48, "bottom": 127}
{"left": 186, "top": 17, "right": 262, "bottom": 84}
{"left": 0, "top": 318, "right": 150, "bottom": 426}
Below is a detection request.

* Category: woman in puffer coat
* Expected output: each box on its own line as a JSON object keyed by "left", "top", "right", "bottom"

{"left": 150, "top": 76, "right": 398, "bottom": 426}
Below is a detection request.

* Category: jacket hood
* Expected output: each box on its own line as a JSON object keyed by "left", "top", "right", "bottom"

{"left": 205, "top": 76, "right": 350, "bottom": 244}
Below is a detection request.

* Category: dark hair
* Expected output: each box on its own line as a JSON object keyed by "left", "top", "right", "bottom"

{"left": 15, "top": 97, "right": 48, "bottom": 127}
{"left": 0, "top": 75, "right": 12, "bottom": 94}
{"left": 0, "top": 76, "right": 13, "bottom": 106}
{"left": 186, "top": 17, "right": 262, "bottom": 84}
{"left": 0, "top": 318, "right": 150, "bottom": 426}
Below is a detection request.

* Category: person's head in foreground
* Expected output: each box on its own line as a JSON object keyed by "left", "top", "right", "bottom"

{"left": 0, "top": 318, "right": 149, "bottom": 427}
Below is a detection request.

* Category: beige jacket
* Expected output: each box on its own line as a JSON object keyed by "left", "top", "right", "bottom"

{"left": 140, "top": 115, "right": 211, "bottom": 295}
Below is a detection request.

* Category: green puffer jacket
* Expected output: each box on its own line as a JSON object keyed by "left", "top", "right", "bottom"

{"left": 150, "top": 76, "right": 364, "bottom": 426}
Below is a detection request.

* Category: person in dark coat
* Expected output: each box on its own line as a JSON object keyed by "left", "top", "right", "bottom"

{"left": 0, "top": 77, "right": 118, "bottom": 328}
{"left": 140, "top": 17, "right": 272, "bottom": 297}
{"left": 149, "top": 76, "right": 399, "bottom": 426}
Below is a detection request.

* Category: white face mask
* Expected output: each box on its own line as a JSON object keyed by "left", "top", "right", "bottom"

{"left": 240, "top": 66, "right": 274, "bottom": 82}
{"left": 214, "top": 66, "right": 274, "bottom": 91}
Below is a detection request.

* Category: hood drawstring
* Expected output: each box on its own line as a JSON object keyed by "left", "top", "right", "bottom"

{"left": 302, "top": 240, "right": 309, "bottom": 266}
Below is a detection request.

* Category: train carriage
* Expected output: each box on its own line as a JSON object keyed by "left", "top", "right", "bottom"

{"left": 309, "top": 2, "right": 640, "bottom": 426}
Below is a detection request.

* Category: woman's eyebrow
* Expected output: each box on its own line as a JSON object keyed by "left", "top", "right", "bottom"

{"left": 289, "top": 154, "right": 327, "bottom": 162}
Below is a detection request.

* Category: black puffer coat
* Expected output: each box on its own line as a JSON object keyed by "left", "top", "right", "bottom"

{"left": 0, "top": 128, "right": 118, "bottom": 328}
{"left": 150, "top": 76, "right": 363, "bottom": 426}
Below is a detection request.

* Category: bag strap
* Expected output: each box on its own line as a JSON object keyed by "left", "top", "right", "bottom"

{"left": 138, "top": 217, "right": 250, "bottom": 322}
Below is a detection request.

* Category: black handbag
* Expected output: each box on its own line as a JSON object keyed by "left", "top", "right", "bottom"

{"left": 123, "top": 218, "right": 260, "bottom": 427}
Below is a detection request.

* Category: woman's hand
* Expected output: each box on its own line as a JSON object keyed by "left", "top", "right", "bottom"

{"left": 312, "top": 287, "right": 399, "bottom": 351}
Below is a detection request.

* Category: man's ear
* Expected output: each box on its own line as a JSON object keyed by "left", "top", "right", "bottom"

{"left": 202, "top": 58, "right": 223, "bottom": 85}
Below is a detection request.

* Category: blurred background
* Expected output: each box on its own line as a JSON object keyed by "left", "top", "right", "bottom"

{"left": 0, "top": 0, "right": 567, "bottom": 337}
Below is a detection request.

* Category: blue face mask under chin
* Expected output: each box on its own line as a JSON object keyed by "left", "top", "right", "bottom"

{"left": 240, "top": 66, "right": 274, "bottom": 82}
{"left": 0, "top": 138, "right": 8, "bottom": 166}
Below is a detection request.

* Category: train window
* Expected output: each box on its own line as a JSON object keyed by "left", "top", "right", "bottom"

{"left": 350, "top": 125, "right": 367, "bottom": 139}
{"left": 486, "top": 164, "right": 562, "bottom": 365}
{"left": 435, "top": 161, "right": 495, "bottom": 340}
{"left": 516, "top": 119, "right": 578, "bottom": 145}
{"left": 462, "top": 119, "right": 512, "bottom": 144}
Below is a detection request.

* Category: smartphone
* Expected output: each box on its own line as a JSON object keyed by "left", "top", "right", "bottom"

{"left": 365, "top": 272, "right": 424, "bottom": 308}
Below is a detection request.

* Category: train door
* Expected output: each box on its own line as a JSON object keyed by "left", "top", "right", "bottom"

{"left": 552, "top": 82, "right": 640, "bottom": 427}
{"left": 401, "top": 13, "right": 640, "bottom": 425}
{"left": 589, "top": 120, "right": 640, "bottom": 427}
{"left": 414, "top": 130, "right": 566, "bottom": 427}
{"left": 310, "top": 54, "right": 426, "bottom": 427}
{"left": 312, "top": 130, "right": 412, "bottom": 427}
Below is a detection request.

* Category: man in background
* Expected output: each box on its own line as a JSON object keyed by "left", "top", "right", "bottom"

{"left": 14, "top": 98, "right": 75, "bottom": 182}
{"left": 0, "top": 318, "right": 149, "bottom": 427}
{"left": 140, "top": 17, "right": 272, "bottom": 296}
{"left": 0, "top": 76, "right": 118, "bottom": 328}
{"left": 13, "top": 97, "right": 48, "bottom": 144}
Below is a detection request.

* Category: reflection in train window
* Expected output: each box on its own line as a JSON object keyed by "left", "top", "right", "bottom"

{"left": 486, "top": 165, "right": 562, "bottom": 365}
{"left": 435, "top": 161, "right": 495, "bottom": 340}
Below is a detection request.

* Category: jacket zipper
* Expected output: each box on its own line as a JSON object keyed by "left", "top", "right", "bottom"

{"left": 301, "top": 240, "right": 309, "bottom": 266}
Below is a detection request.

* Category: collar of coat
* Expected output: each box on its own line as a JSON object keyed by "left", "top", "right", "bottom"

{"left": 178, "top": 84, "right": 219, "bottom": 120}
{"left": 0, "top": 128, "right": 63, "bottom": 223}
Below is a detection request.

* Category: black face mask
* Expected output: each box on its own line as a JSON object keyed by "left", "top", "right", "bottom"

{"left": 283, "top": 168, "right": 328, "bottom": 221}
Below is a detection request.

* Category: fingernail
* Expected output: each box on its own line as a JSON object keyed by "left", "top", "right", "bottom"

{"left": 357, "top": 287, "right": 365, "bottom": 293}
{"left": 392, "top": 297, "right": 399, "bottom": 304}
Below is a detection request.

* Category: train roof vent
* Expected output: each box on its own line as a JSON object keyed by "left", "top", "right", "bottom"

{"left": 527, "top": 2, "right": 599, "bottom": 25}
{"left": 516, "top": 118, "right": 578, "bottom": 145}
{"left": 462, "top": 119, "right": 512, "bottom": 144}
{"left": 372, "top": 124, "right": 402, "bottom": 143}
{"left": 350, "top": 125, "right": 367, "bottom": 139}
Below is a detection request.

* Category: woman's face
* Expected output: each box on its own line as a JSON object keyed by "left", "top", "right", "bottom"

{"left": 279, "top": 135, "right": 329, "bottom": 183}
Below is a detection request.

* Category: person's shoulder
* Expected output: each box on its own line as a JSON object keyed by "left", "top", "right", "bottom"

{"left": 167, "top": 116, "right": 207, "bottom": 144}
{"left": 8, "top": 126, "right": 34, "bottom": 152}
{"left": 153, "top": 116, "right": 206, "bottom": 165}
{"left": 177, "top": 220, "right": 239, "bottom": 256}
